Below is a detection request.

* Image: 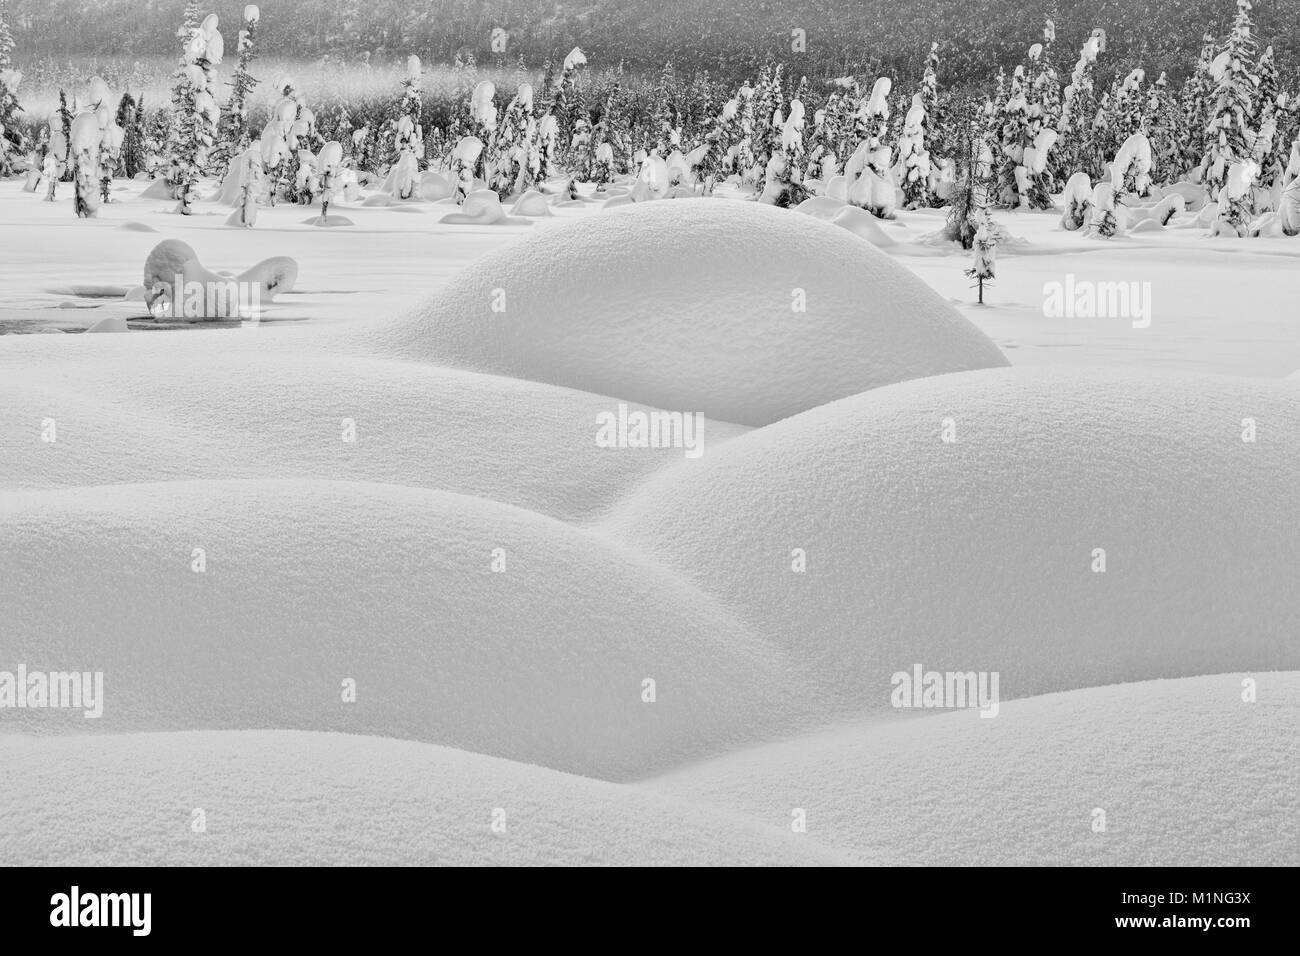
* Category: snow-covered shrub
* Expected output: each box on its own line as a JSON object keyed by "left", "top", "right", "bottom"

{"left": 1089, "top": 182, "right": 1123, "bottom": 237}
{"left": 1210, "top": 159, "right": 1258, "bottom": 237}
{"left": 1059, "top": 172, "right": 1094, "bottom": 230}
{"left": 69, "top": 110, "right": 101, "bottom": 218}
{"left": 1112, "top": 132, "right": 1153, "bottom": 197}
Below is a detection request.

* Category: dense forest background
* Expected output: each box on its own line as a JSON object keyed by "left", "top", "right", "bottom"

{"left": 9, "top": 0, "right": 1298, "bottom": 84}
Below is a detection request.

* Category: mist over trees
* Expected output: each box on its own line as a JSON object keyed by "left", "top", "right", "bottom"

{"left": 8, "top": 0, "right": 1299, "bottom": 86}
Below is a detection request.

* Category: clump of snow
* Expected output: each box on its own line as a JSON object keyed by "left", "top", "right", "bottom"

{"left": 141, "top": 239, "right": 296, "bottom": 316}
{"left": 438, "top": 188, "right": 529, "bottom": 225}
{"left": 371, "top": 200, "right": 1008, "bottom": 426}
{"left": 510, "top": 189, "right": 554, "bottom": 217}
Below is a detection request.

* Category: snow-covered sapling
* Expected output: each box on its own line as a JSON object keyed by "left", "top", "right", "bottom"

{"left": 1089, "top": 182, "right": 1122, "bottom": 237}
{"left": 966, "top": 224, "right": 997, "bottom": 304}
{"left": 316, "top": 140, "right": 343, "bottom": 223}
{"left": 227, "top": 147, "right": 261, "bottom": 228}
{"left": 1059, "top": 171, "right": 1094, "bottom": 230}
{"left": 451, "top": 136, "right": 484, "bottom": 203}
{"left": 69, "top": 111, "right": 102, "bottom": 218}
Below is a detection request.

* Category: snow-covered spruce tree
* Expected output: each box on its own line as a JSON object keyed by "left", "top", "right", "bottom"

{"left": 750, "top": 62, "right": 785, "bottom": 183}
{"left": 168, "top": 12, "right": 223, "bottom": 214}
{"left": 693, "top": 94, "right": 737, "bottom": 192}
{"left": 466, "top": 79, "right": 496, "bottom": 191}
{"left": 1025, "top": 36, "right": 1062, "bottom": 191}
{"left": 1253, "top": 45, "right": 1286, "bottom": 197}
{"left": 549, "top": 46, "right": 587, "bottom": 151}
{"left": 943, "top": 111, "right": 994, "bottom": 249}
{"left": 897, "top": 92, "right": 932, "bottom": 208}
{"left": 859, "top": 76, "right": 893, "bottom": 181}
{"left": 228, "top": 146, "right": 261, "bottom": 227}
{"left": 1058, "top": 30, "right": 1104, "bottom": 181}
{"left": 213, "top": 4, "right": 260, "bottom": 177}
{"left": 917, "top": 42, "right": 943, "bottom": 159}
{"left": 283, "top": 91, "right": 320, "bottom": 205}
{"left": 87, "top": 77, "right": 124, "bottom": 204}
{"left": 1197, "top": 0, "right": 1258, "bottom": 202}
{"left": 68, "top": 93, "right": 106, "bottom": 219}
{"left": 385, "top": 54, "right": 424, "bottom": 197}
{"left": 144, "top": 100, "right": 169, "bottom": 176}
{"left": 259, "top": 84, "right": 300, "bottom": 205}
{"left": 801, "top": 96, "right": 839, "bottom": 182}
{"left": 115, "top": 93, "right": 145, "bottom": 179}
{"left": 489, "top": 83, "right": 538, "bottom": 197}
{"left": 1145, "top": 73, "right": 1181, "bottom": 183}
{"left": 42, "top": 95, "right": 72, "bottom": 200}
{"left": 760, "top": 98, "right": 806, "bottom": 207}
{"left": 56, "top": 89, "right": 73, "bottom": 182}
{"left": 1112, "top": 68, "right": 1147, "bottom": 144}
{"left": 1211, "top": 159, "right": 1258, "bottom": 236}
{"left": 0, "top": 0, "right": 25, "bottom": 177}
{"left": 1180, "top": 32, "right": 1219, "bottom": 177}
{"left": 995, "top": 66, "right": 1032, "bottom": 207}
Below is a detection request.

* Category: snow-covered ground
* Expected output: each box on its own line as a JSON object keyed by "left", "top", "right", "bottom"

{"left": 2, "top": 177, "right": 1298, "bottom": 866}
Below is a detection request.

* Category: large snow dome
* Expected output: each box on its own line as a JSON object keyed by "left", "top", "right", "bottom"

{"left": 378, "top": 199, "right": 1008, "bottom": 426}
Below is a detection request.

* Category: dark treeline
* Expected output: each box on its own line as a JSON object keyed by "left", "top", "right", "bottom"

{"left": 10, "top": 0, "right": 1299, "bottom": 86}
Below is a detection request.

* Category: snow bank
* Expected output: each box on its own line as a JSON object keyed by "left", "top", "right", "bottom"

{"left": 0, "top": 352, "right": 749, "bottom": 523}
{"left": 604, "top": 366, "right": 1300, "bottom": 713}
{"left": 0, "top": 479, "right": 789, "bottom": 780}
{"left": 0, "top": 731, "right": 847, "bottom": 866}
{"left": 646, "top": 673, "right": 1300, "bottom": 865}
{"left": 372, "top": 199, "right": 1008, "bottom": 426}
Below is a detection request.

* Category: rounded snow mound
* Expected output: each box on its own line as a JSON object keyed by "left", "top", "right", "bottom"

{"left": 604, "top": 366, "right": 1300, "bottom": 713}
{"left": 0, "top": 352, "right": 750, "bottom": 523}
{"left": 647, "top": 673, "right": 1300, "bottom": 865}
{"left": 376, "top": 199, "right": 1009, "bottom": 426}
{"left": 0, "top": 731, "right": 847, "bottom": 866}
{"left": 0, "top": 479, "right": 788, "bottom": 780}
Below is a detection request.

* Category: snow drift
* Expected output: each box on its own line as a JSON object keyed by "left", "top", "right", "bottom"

{"left": 0, "top": 731, "right": 848, "bottom": 866}
{"left": 604, "top": 365, "right": 1300, "bottom": 713}
{"left": 646, "top": 673, "right": 1300, "bottom": 865}
{"left": 369, "top": 199, "right": 1008, "bottom": 426}
{"left": 0, "top": 479, "right": 789, "bottom": 780}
